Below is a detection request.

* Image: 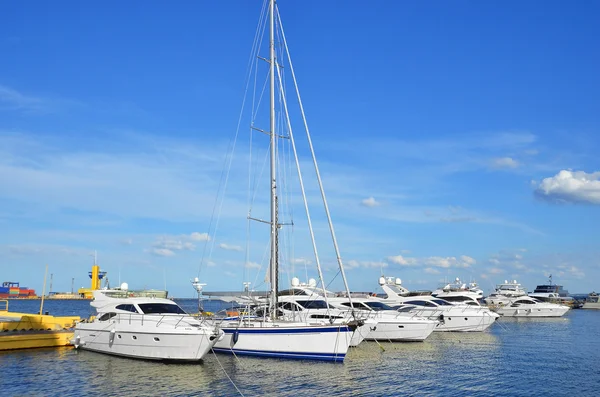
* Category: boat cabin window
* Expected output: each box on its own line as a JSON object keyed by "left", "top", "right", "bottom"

{"left": 514, "top": 300, "right": 534, "bottom": 304}
{"left": 363, "top": 302, "right": 394, "bottom": 311}
{"left": 295, "top": 300, "right": 332, "bottom": 309}
{"left": 432, "top": 299, "right": 452, "bottom": 306}
{"left": 278, "top": 289, "right": 307, "bottom": 296}
{"left": 310, "top": 314, "right": 343, "bottom": 320}
{"left": 278, "top": 302, "right": 301, "bottom": 311}
{"left": 116, "top": 304, "right": 139, "bottom": 313}
{"left": 394, "top": 305, "right": 417, "bottom": 312}
{"left": 138, "top": 303, "right": 186, "bottom": 314}
{"left": 98, "top": 312, "right": 117, "bottom": 321}
{"left": 404, "top": 300, "right": 437, "bottom": 307}
{"left": 340, "top": 301, "right": 371, "bottom": 310}
{"left": 438, "top": 296, "right": 471, "bottom": 303}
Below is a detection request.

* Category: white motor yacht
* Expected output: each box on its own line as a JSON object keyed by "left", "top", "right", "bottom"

{"left": 582, "top": 292, "right": 600, "bottom": 309}
{"left": 528, "top": 275, "right": 575, "bottom": 307}
{"left": 328, "top": 297, "right": 438, "bottom": 341}
{"left": 491, "top": 296, "right": 570, "bottom": 317}
{"left": 378, "top": 276, "right": 499, "bottom": 332}
{"left": 273, "top": 281, "right": 437, "bottom": 342}
{"left": 72, "top": 287, "right": 222, "bottom": 362}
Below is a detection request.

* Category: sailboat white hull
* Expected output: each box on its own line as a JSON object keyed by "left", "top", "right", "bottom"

{"left": 73, "top": 322, "right": 221, "bottom": 361}
{"left": 212, "top": 321, "right": 352, "bottom": 362}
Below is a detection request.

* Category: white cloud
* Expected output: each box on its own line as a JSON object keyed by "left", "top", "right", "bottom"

{"left": 386, "top": 254, "right": 474, "bottom": 268}
{"left": 460, "top": 255, "right": 477, "bottom": 267}
{"left": 361, "top": 197, "right": 381, "bottom": 207}
{"left": 119, "top": 238, "right": 133, "bottom": 245}
{"left": 423, "top": 256, "right": 475, "bottom": 268}
{"left": 489, "top": 267, "right": 504, "bottom": 274}
{"left": 386, "top": 255, "right": 417, "bottom": 266}
{"left": 569, "top": 266, "right": 585, "bottom": 278}
{"left": 491, "top": 157, "right": 520, "bottom": 169}
{"left": 151, "top": 232, "right": 209, "bottom": 256}
{"left": 0, "top": 84, "right": 44, "bottom": 113}
{"left": 190, "top": 232, "right": 211, "bottom": 241}
{"left": 245, "top": 261, "right": 261, "bottom": 269}
{"left": 535, "top": 170, "right": 600, "bottom": 204}
{"left": 219, "top": 243, "right": 242, "bottom": 252}
{"left": 151, "top": 248, "right": 175, "bottom": 257}
{"left": 424, "top": 267, "right": 440, "bottom": 274}
{"left": 345, "top": 260, "right": 387, "bottom": 270}
{"left": 292, "top": 258, "right": 312, "bottom": 265}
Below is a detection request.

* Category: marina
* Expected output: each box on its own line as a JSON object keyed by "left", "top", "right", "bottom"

{"left": 1, "top": 0, "right": 599, "bottom": 395}
{"left": 1, "top": 299, "right": 599, "bottom": 395}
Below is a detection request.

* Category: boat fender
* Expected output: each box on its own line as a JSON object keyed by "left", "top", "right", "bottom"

{"left": 109, "top": 329, "right": 116, "bottom": 344}
{"left": 232, "top": 330, "right": 239, "bottom": 345}
{"left": 72, "top": 335, "right": 80, "bottom": 349}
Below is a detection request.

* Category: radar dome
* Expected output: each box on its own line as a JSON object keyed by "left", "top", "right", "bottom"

{"left": 378, "top": 276, "right": 386, "bottom": 286}
{"left": 120, "top": 282, "right": 129, "bottom": 291}
{"left": 395, "top": 278, "right": 402, "bottom": 285}
{"left": 291, "top": 277, "right": 300, "bottom": 287}
{"left": 308, "top": 278, "right": 317, "bottom": 287}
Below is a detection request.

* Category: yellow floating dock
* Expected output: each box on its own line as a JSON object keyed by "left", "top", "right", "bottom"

{"left": 0, "top": 300, "right": 80, "bottom": 351}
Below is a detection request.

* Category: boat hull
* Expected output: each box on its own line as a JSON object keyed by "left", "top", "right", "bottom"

{"left": 73, "top": 322, "right": 220, "bottom": 361}
{"left": 362, "top": 318, "right": 436, "bottom": 341}
{"left": 434, "top": 312, "right": 499, "bottom": 331}
{"left": 494, "top": 306, "right": 570, "bottom": 317}
{"left": 212, "top": 322, "right": 352, "bottom": 362}
{"left": 582, "top": 302, "right": 600, "bottom": 309}
{"left": 403, "top": 308, "right": 499, "bottom": 332}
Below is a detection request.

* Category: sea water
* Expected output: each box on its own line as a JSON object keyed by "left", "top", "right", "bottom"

{"left": 1, "top": 299, "right": 599, "bottom": 396}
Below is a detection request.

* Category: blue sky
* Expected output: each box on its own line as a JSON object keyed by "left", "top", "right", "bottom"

{"left": 1, "top": 1, "right": 599, "bottom": 297}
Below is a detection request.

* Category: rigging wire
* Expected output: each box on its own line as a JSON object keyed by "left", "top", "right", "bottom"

{"left": 276, "top": 5, "right": 355, "bottom": 313}
{"left": 198, "top": 0, "right": 269, "bottom": 279}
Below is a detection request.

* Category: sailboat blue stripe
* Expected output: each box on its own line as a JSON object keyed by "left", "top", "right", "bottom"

{"left": 212, "top": 348, "right": 346, "bottom": 362}
{"left": 220, "top": 326, "right": 351, "bottom": 334}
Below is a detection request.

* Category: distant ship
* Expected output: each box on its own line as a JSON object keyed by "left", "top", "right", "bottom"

{"left": 529, "top": 275, "right": 575, "bottom": 307}
{"left": 0, "top": 282, "right": 37, "bottom": 299}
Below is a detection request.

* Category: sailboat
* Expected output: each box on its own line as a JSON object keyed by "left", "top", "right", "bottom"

{"left": 208, "top": 0, "right": 357, "bottom": 362}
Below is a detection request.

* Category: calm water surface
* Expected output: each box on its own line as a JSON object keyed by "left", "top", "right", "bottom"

{"left": 1, "top": 300, "right": 599, "bottom": 396}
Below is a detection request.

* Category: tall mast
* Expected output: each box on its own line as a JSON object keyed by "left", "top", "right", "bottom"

{"left": 268, "top": 0, "right": 278, "bottom": 315}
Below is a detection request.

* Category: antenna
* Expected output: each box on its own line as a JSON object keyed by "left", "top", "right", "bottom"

{"left": 191, "top": 277, "right": 207, "bottom": 314}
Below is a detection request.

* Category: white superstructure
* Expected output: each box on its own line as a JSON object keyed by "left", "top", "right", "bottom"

{"left": 72, "top": 288, "right": 221, "bottom": 362}
{"left": 377, "top": 277, "right": 499, "bottom": 332}
{"left": 484, "top": 280, "right": 528, "bottom": 306}
{"left": 432, "top": 277, "right": 484, "bottom": 306}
